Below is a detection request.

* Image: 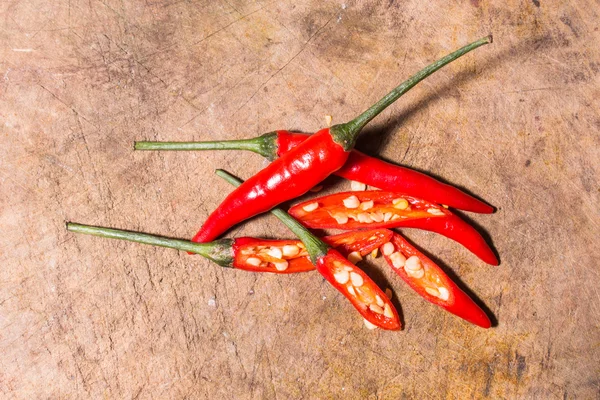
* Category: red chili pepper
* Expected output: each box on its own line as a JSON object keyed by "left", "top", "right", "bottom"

{"left": 185, "top": 37, "right": 492, "bottom": 244}
{"left": 288, "top": 190, "right": 498, "bottom": 265}
{"left": 381, "top": 233, "right": 491, "bottom": 328}
{"left": 66, "top": 223, "right": 391, "bottom": 274}
{"left": 217, "top": 169, "right": 401, "bottom": 330}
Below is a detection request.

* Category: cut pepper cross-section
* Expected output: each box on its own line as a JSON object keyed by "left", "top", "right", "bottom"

{"left": 289, "top": 191, "right": 498, "bottom": 265}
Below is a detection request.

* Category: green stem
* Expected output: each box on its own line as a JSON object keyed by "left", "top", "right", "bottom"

{"left": 66, "top": 222, "right": 234, "bottom": 267}
{"left": 330, "top": 35, "right": 493, "bottom": 150}
{"left": 215, "top": 169, "right": 329, "bottom": 264}
{"left": 134, "top": 131, "right": 280, "bottom": 161}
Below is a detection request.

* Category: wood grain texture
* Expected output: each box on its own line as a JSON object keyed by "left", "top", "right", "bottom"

{"left": 1, "top": 0, "right": 599, "bottom": 398}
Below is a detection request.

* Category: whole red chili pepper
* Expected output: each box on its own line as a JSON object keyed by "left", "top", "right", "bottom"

{"left": 288, "top": 190, "right": 498, "bottom": 265}
{"left": 66, "top": 223, "right": 391, "bottom": 274}
{"left": 380, "top": 233, "right": 491, "bottom": 328}
{"left": 217, "top": 169, "right": 400, "bottom": 330}
{"left": 136, "top": 129, "right": 492, "bottom": 214}
{"left": 185, "top": 37, "right": 492, "bottom": 244}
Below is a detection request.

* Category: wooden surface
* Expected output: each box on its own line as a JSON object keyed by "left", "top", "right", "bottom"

{"left": 1, "top": 0, "right": 599, "bottom": 398}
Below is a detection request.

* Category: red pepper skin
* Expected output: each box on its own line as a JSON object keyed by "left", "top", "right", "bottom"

{"left": 232, "top": 229, "right": 393, "bottom": 274}
{"left": 289, "top": 191, "right": 498, "bottom": 265}
{"left": 317, "top": 249, "right": 401, "bottom": 330}
{"left": 277, "top": 131, "right": 493, "bottom": 214}
{"left": 192, "top": 128, "right": 350, "bottom": 244}
{"left": 383, "top": 233, "right": 491, "bottom": 328}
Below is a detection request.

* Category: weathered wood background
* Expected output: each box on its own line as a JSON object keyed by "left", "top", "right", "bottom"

{"left": 1, "top": 0, "right": 599, "bottom": 398}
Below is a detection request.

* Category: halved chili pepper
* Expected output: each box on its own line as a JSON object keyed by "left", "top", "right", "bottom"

{"left": 288, "top": 190, "right": 498, "bottom": 265}
{"left": 217, "top": 169, "right": 400, "bottom": 330}
{"left": 66, "top": 223, "right": 390, "bottom": 274}
{"left": 185, "top": 37, "right": 491, "bottom": 244}
{"left": 135, "top": 129, "right": 493, "bottom": 214}
{"left": 380, "top": 233, "right": 491, "bottom": 328}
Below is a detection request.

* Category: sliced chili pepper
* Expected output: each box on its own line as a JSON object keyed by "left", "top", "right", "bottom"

{"left": 186, "top": 37, "right": 491, "bottom": 244}
{"left": 217, "top": 169, "right": 401, "bottom": 330}
{"left": 288, "top": 190, "right": 498, "bottom": 265}
{"left": 380, "top": 233, "right": 491, "bottom": 328}
{"left": 67, "top": 223, "right": 391, "bottom": 275}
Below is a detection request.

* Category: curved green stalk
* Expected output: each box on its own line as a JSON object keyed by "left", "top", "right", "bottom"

{"left": 330, "top": 35, "right": 493, "bottom": 150}
{"left": 215, "top": 169, "right": 329, "bottom": 264}
{"left": 66, "top": 222, "right": 234, "bottom": 267}
{"left": 134, "top": 131, "right": 280, "bottom": 161}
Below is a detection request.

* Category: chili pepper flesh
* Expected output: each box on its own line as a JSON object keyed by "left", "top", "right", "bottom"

{"left": 289, "top": 190, "right": 498, "bottom": 265}
{"left": 381, "top": 233, "right": 491, "bottom": 328}
{"left": 191, "top": 37, "right": 492, "bottom": 244}
{"left": 216, "top": 169, "right": 401, "bottom": 330}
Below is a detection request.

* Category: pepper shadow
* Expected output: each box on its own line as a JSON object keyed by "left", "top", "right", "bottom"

{"left": 396, "top": 229, "right": 498, "bottom": 327}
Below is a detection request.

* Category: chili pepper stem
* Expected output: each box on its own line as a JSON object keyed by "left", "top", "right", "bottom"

{"left": 66, "top": 222, "right": 234, "bottom": 267}
{"left": 134, "top": 132, "right": 279, "bottom": 161}
{"left": 215, "top": 169, "right": 329, "bottom": 264}
{"left": 330, "top": 35, "right": 493, "bottom": 150}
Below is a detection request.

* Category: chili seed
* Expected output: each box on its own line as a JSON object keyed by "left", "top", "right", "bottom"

{"left": 325, "top": 115, "right": 333, "bottom": 126}
{"left": 383, "top": 212, "right": 393, "bottom": 222}
{"left": 351, "top": 181, "right": 367, "bottom": 191}
{"left": 303, "top": 202, "right": 319, "bottom": 212}
{"left": 348, "top": 251, "right": 363, "bottom": 264}
{"left": 381, "top": 242, "right": 394, "bottom": 256}
{"left": 347, "top": 285, "right": 356, "bottom": 296}
{"left": 375, "top": 295, "right": 385, "bottom": 307}
{"left": 274, "top": 261, "right": 289, "bottom": 271}
{"left": 393, "top": 198, "right": 409, "bottom": 210}
{"left": 370, "top": 248, "right": 379, "bottom": 258}
{"left": 334, "top": 269, "right": 350, "bottom": 284}
{"left": 364, "top": 319, "right": 378, "bottom": 330}
{"left": 383, "top": 304, "right": 394, "bottom": 318}
{"left": 407, "top": 269, "right": 425, "bottom": 279}
{"left": 360, "top": 200, "right": 374, "bottom": 210}
{"left": 427, "top": 208, "right": 445, "bottom": 216}
{"left": 246, "top": 257, "right": 261, "bottom": 267}
{"left": 438, "top": 287, "right": 450, "bottom": 301}
{"left": 332, "top": 213, "right": 349, "bottom": 224}
{"left": 391, "top": 214, "right": 401, "bottom": 220}
{"left": 389, "top": 252, "right": 406, "bottom": 269}
{"left": 282, "top": 244, "right": 300, "bottom": 257}
{"left": 370, "top": 212, "right": 384, "bottom": 222}
{"left": 267, "top": 247, "right": 283, "bottom": 259}
{"left": 404, "top": 256, "right": 422, "bottom": 271}
{"left": 350, "top": 272, "right": 364, "bottom": 287}
{"left": 369, "top": 304, "right": 384, "bottom": 314}
{"left": 358, "top": 213, "right": 372, "bottom": 223}
{"left": 425, "top": 287, "right": 440, "bottom": 297}
{"left": 343, "top": 195, "right": 360, "bottom": 209}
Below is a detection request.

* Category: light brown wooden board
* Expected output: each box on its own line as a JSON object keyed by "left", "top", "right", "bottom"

{"left": 1, "top": 0, "right": 599, "bottom": 398}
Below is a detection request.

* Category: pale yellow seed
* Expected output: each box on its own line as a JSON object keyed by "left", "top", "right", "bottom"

{"left": 282, "top": 245, "right": 300, "bottom": 257}
{"left": 332, "top": 213, "right": 349, "bottom": 224}
{"left": 325, "top": 115, "right": 333, "bottom": 127}
{"left": 246, "top": 257, "right": 262, "bottom": 267}
{"left": 267, "top": 247, "right": 283, "bottom": 259}
{"left": 385, "top": 288, "right": 393, "bottom": 300}
{"left": 297, "top": 243, "right": 305, "bottom": 249}
{"left": 391, "top": 214, "right": 401, "bottom": 221}
{"left": 438, "top": 287, "right": 450, "bottom": 301}
{"left": 370, "top": 248, "right": 379, "bottom": 258}
{"left": 347, "top": 285, "right": 356, "bottom": 296}
{"left": 390, "top": 252, "right": 407, "bottom": 269}
{"left": 351, "top": 180, "right": 367, "bottom": 191}
{"left": 364, "top": 318, "right": 378, "bottom": 330}
{"left": 274, "top": 261, "right": 289, "bottom": 271}
{"left": 369, "top": 304, "right": 384, "bottom": 314}
{"left": 358, "top": 213, "right": 372, "bottom": 223}
{"left": 381, "top": 242, "right": 394, "bottom": 256}
{"left": 425, "top": 287, "right": 440, "bottom": 297}
{"left": 350, "top": 272, "right": 364, "bottom": 287}
{"left": 343, "top": 195, "right": 360, "bottom": 209}
{"left": 360, "top": 200, "right": 374, "bottom": 210}
{"left": 375, "top": 295, "right": 385, "bottom": 308}
{"left": 427, "top": 207, "right": 445, "bottom": 216}
{"left": 383, "top": 304, "right": 394, "bottom": 318}
{"left": 407, "top": 269, "right": 425, "bottom": 279}
{"left": 405, "top": 256, "right": 422, "bottom": 271}
{"left": 442, "top": 204, "right": 449, "bottom": 209}
{"left": 343, "top": 265, "right": 353, "bottom": 272}
{"left": 370, "top": 212, "right": 384, "bottom": 222}
{"left": 348, "top": 251, "right": 363, "bottom": 264}
{"left": 383, "top": 212, "right": 393, "bottom": 222}
{"left": 333, "top": 269, "right": 350, "bottom": 285}
{"left": 303, "top": 202, "right": 319, "bottom": 212}
{"left": 393, "top": 198, "right": 409, "bottom": 210}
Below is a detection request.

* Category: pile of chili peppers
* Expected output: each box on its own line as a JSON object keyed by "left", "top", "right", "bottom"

{"left": 69, "top": 36, "right": 497, "bottom": 331}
